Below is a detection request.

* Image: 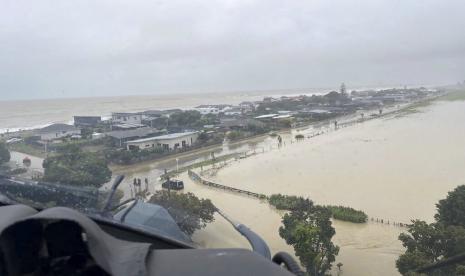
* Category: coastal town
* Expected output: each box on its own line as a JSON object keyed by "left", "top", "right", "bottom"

{"left": 1, "top": 85, "right": 440, "bottom": 171}
{"left": 0, "top": 85, "right": 463, "bottom": 276}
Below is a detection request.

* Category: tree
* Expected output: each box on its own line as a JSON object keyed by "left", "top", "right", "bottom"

{"left": 148, "top": 191, "right": 216, "bottom": 236}
{"left": 170, "top": 110, "right": 202, "bottom": 128}
{"left": 43, "top": 144, "right": 111, "bottom": 187}
{"left": 397, "top": 185, "right": 465, "bottom": 275}
{"left": 435, "top": 185, "right": 465, "bottom": 227}
{"left": 340, "top": 83, "right": 347, "bottom": 95}
{"left": 279, "top": 203, "right": 339, "bottom": 275}
{"left": 0, "top": 142, "right": 10, "bottom": 164}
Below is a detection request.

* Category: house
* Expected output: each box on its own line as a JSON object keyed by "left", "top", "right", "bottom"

{"left": 142, "top": 110, "right": 164, "bottom": 118}
{"left": 111, "top": 112, "right": 143, "bottom": 124}
{"left": 223, "top": 107, "right": 243, "bottom": 116}
{"left": 111, "top": 123, "right": 146, "bottom": 130}
{"left": 195, "top": 107, "right": 220, "bottom": 115}
{"left": 126, "top": 131, "right": 199, "bottom": 151}
{"left": 73, "top": 116, "right": 102, "bottom": 127}
{"left": 195, "top": 104, "right": 232, "bottom": 115}
{"left": 36, "top": 124, "right": 81, "bottom": 141}
{"left": 106, "top": 127, "right": 161, "bottom": 147}
{"left": 255, "top": 114, "right": 279, "bottom": 120}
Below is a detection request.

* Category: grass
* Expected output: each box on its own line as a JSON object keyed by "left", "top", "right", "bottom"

{"left": 7, "top": 142, "right": 47, "bottom": 158}
{"left": 436, "top": 89, "right": 465, "bottom": 101}
{"left": 394, "top": 89, "right": 465, "bottom": 119}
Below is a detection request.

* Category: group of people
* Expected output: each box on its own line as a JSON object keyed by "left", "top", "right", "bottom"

{"left": 132, "top": 177, "right": 149, "bottom": 195}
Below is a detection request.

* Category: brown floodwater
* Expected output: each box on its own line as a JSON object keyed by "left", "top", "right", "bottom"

{"left": 7, "top": 95, "right": 464, "bottom": 275}
{"left": 189, "top": 100, "right": 465, "bottom": 275}
{"left": 112, "top": 99, "right": 465, "bottom": 275}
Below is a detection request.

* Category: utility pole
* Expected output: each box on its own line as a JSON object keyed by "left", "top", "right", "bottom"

{"left": 164, "top": 169, "right": 171, "bottom": 197}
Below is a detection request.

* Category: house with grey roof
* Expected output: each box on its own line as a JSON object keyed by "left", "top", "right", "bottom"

{"left": 105, "top": 127, "right": 162, "bottom": 147}
{"left": 36, "top": 124, "right": 81, "bottom": 141}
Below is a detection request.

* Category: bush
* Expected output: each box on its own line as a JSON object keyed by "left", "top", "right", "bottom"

{"left": 269, "top": 194, "right": 310, "bottom": 210}
{"left": 227, "top": 131, "right": 246, "bottom": 141}
{"left": 325, "top": 205, "right": 368, "bottom": 223}
{"left": 0, "top": 142, "right": 10, "bottom": 164}
{"left": 104, "top": 147, "right": 167, "bottom": 165}
{"left": 43, "top": 144, "right": 111, "bottom": 187}
{"left": 8, "top": 168, "right": 27, "bottom": 175}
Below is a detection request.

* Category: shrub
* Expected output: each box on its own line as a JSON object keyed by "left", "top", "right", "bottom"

{"left": 325, "top": 205, "right": 368, "bottom": 223}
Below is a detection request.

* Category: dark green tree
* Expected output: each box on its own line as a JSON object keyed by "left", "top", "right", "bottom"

{"left": 435, "top": 185, "right": 465, "bottom": 227}
{"left": 148, "top": 191, "right": 216, "bottom": 236}
{"left": 397, "top": 185, "right": 465, "bottom": 275}
{"left": 43, "top": 144, "right": 111, "bottom": 187}
{"left": 279, "top": 203, "right": 339, "bottom": 275}
{"left": 170, "top": 110, "right": 202, "bottom": 128}
{"left": 0, "top": 142, "right": 10, "bottom": 164}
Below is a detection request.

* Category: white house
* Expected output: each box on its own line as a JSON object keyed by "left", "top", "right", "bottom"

{"left": 223, "top": 106, "right": 242, "bottom": 116}
{"left": 111, "top": 112, "right": 143, "bottom": 124}
{"left": 36, "top": 124, "right": 81, "bottom": 141}
{"left": 126, "top": 131, "right": 199, "bottom": 151}
{"left": 195, "top": 107, "right": 220, "bottom": 115}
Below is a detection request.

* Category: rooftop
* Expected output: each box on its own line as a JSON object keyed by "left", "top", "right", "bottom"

{"left": 36, "top": 123, "right": 78, "bottom": 134}
{"left": 255, "top": 114, "right": 279, "bottom": 119}
{"left": 127, "top": 131, "right": 198, "bottom": 144}
{"left": 112, "top": 112, "right": 143, "bottom": 116}
{"left": 106, "top": 127, "right": 159, "bottom": 139}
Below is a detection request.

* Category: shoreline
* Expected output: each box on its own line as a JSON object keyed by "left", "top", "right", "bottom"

{"left": 9, "top": 93, "right": 443, "bottom": 176}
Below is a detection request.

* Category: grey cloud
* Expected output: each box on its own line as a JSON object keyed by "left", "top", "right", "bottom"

{"left": 1, "top": 0, "right": 464, "bottom": 100}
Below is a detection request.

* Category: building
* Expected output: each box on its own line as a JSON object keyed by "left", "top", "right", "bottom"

{"left": 111, "top": 112, "right": 143, "bottom": 124}
{"left": 195, "top": 104, "right": 232, "bottom": 115}
{"left": 73, "top": 116, "right": 102, "bottom": 127}
{"left": 195, "top": 107, "right": 220, "bottom": 115}
{"left": 106, "top": 127, "right": 161, "bottom": 147}
{"left": 126, "top": 131, "right": 199, "bottom": 151}
{"left": 223, "top": 107, "right": 242, "bottom": 116}
{"left": 36, "top": 124, "right": 81, "bottom": 141}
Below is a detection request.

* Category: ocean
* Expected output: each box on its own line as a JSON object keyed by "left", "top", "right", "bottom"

{"left": 0, "top": 89, "right": 325, "bottom": 134}
{"left": 0, "top": 84, "right": 413, "bottom": 134}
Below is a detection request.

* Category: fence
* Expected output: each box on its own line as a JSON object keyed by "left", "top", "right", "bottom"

{"left": 188, "top": 170, "right": 267, "bottom": 199}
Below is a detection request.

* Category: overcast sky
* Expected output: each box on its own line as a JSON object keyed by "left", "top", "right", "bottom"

{"left": 1, "top": 0, "right": 464, "bottom": 100}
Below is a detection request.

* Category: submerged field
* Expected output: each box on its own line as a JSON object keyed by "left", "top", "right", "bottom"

{"left": 180, "top": 98, "right": 465, "bottom": 275}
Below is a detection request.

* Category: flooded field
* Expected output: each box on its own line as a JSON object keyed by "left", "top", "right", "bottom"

{"left": 187, "top": 99, "right": 465, "bottom": 275}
